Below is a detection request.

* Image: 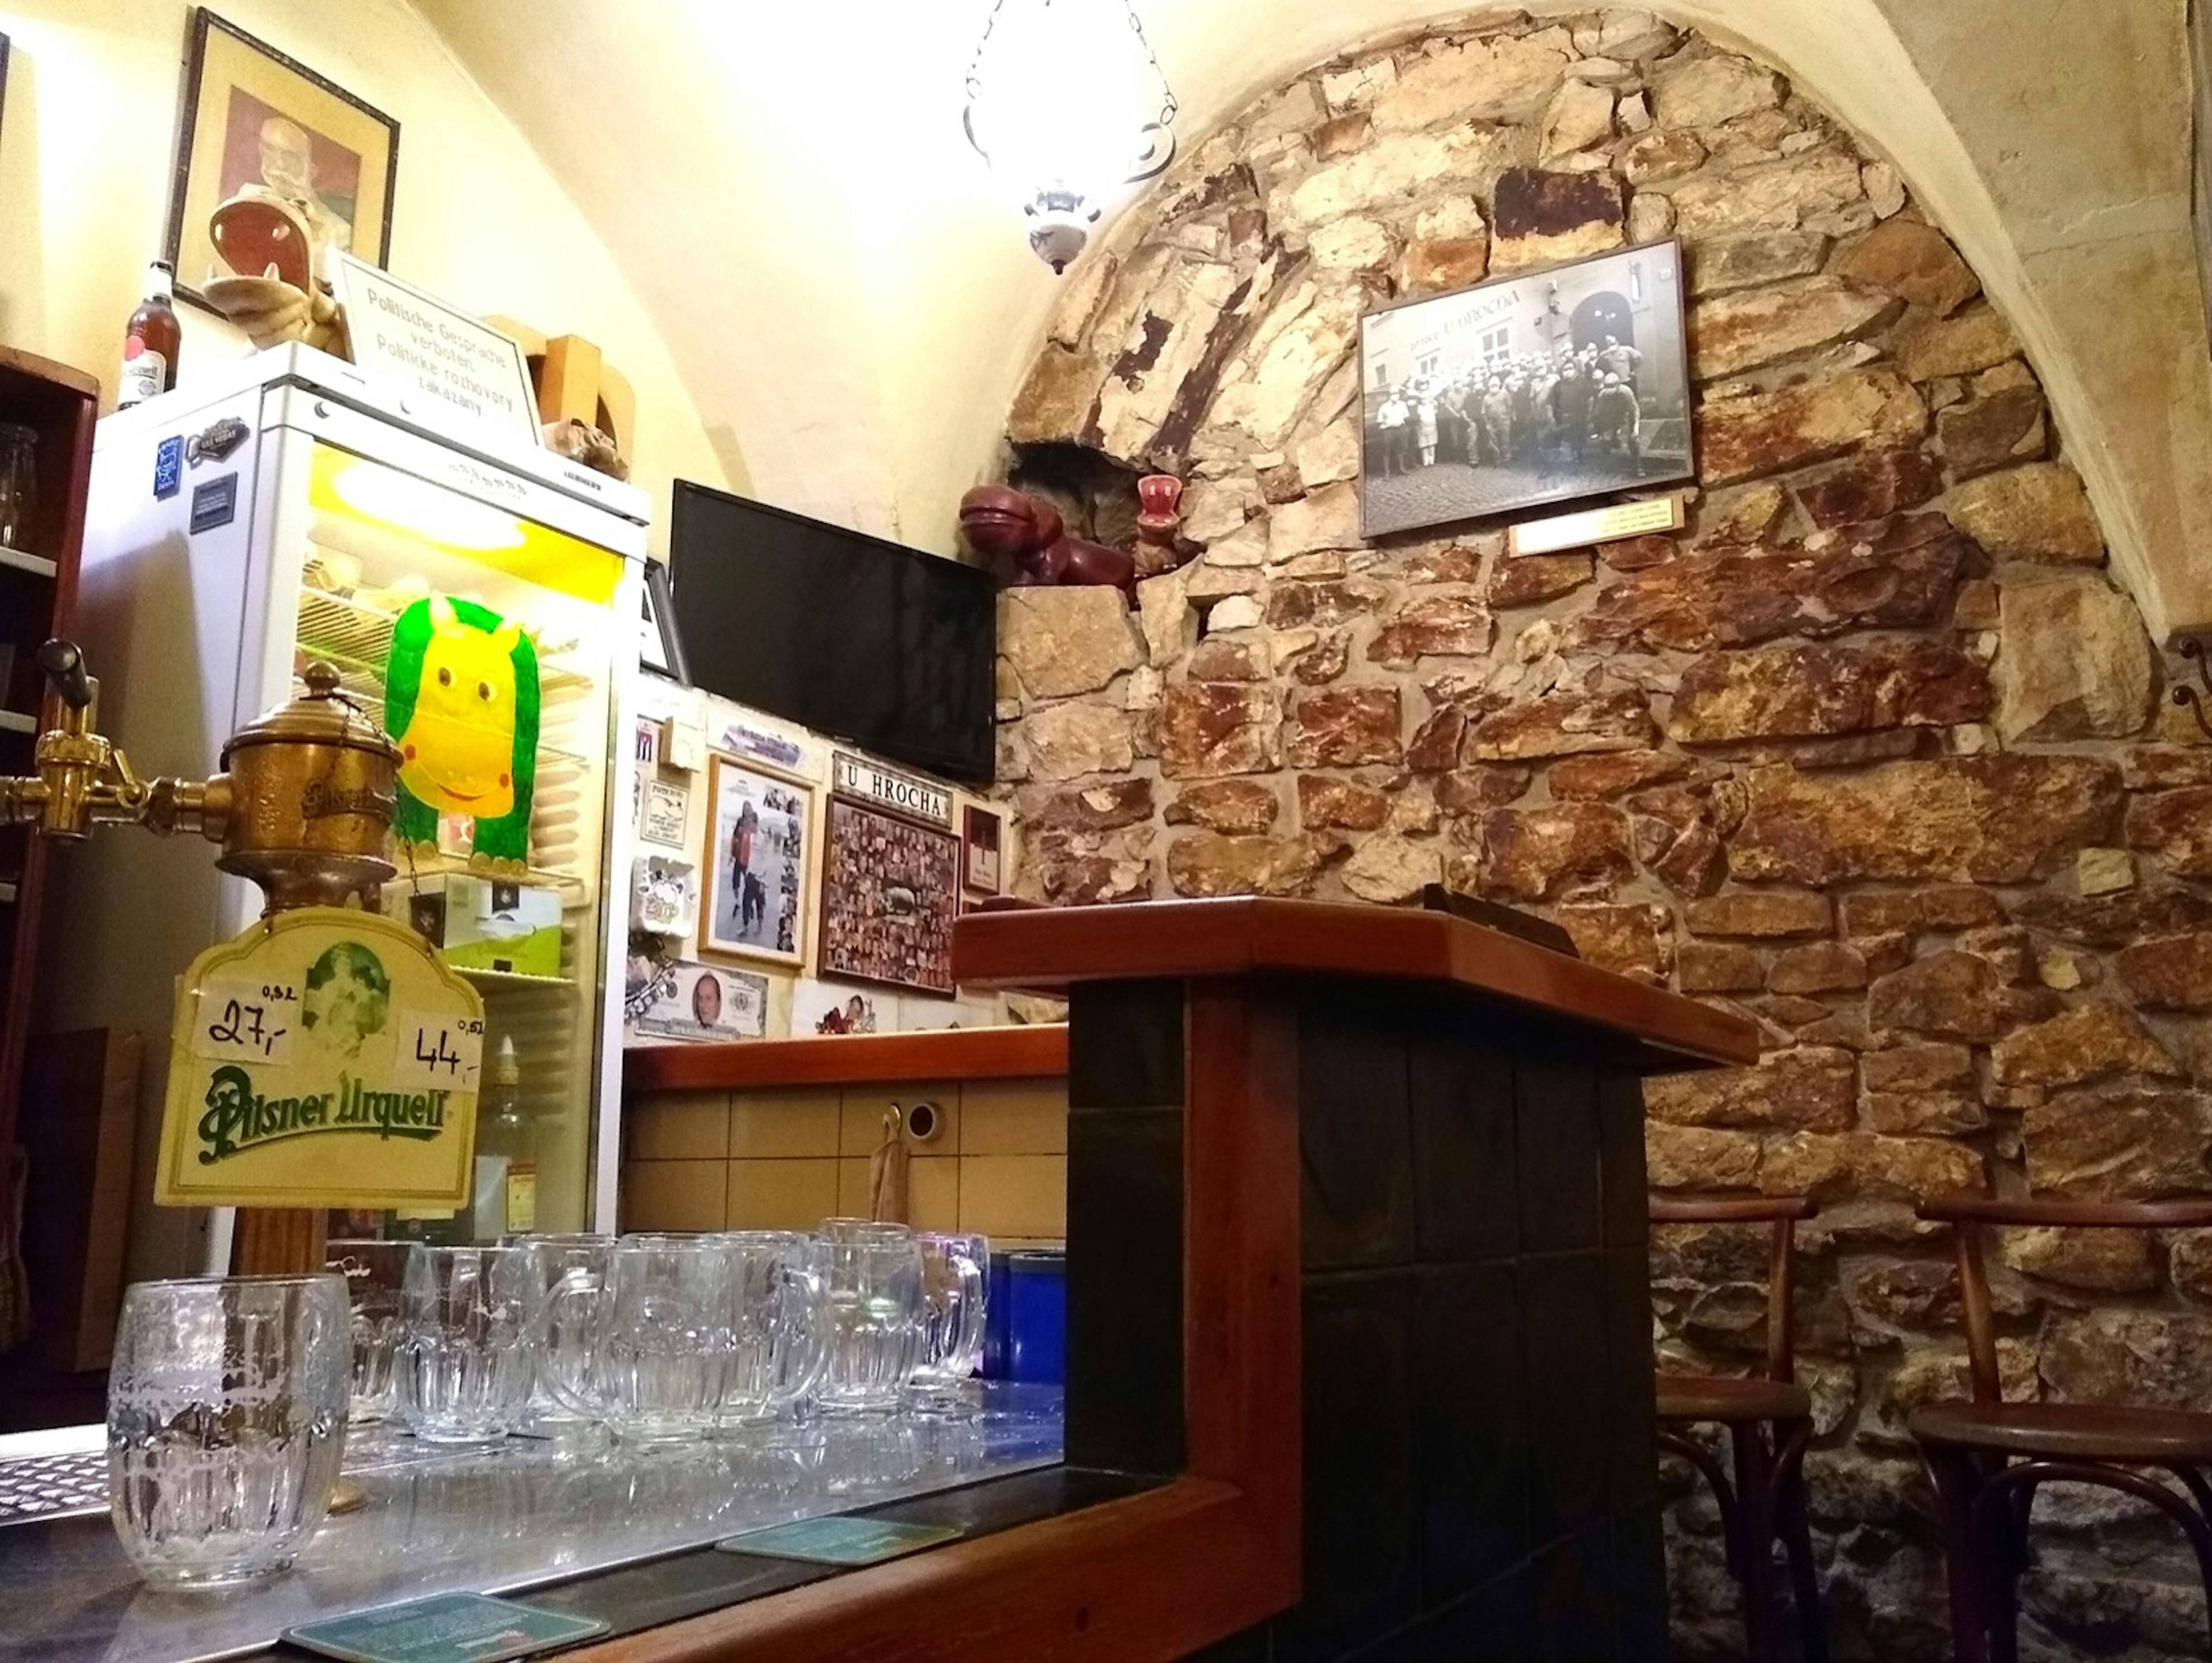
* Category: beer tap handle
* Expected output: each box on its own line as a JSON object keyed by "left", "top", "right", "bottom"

{"left": 36, "top": 639, "right": 92, "bottom": 711}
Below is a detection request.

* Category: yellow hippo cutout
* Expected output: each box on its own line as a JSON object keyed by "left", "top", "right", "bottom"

{"left": 384, "top": 595, "right": 539, "bottom": 867}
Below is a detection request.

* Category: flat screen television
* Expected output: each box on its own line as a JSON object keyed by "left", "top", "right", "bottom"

{"left": 665, "top": 482, "right": 998, "bottom": 786}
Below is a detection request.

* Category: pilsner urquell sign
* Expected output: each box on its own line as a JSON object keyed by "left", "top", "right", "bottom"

{"left": 156, "top": 908, "right": 486, "bottom": 1209}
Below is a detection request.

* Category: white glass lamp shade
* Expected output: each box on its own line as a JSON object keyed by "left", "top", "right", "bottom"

{"left": 965, "top": 0, "right": 1175, "bottom": 270}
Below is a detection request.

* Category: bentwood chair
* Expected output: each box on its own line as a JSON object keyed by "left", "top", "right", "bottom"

{"left": 1652, "top": 1194, "right": 1828, "bottom": 1663}
{"left": 1911, "top": 1192, "right": 2212, "bottom": 1663}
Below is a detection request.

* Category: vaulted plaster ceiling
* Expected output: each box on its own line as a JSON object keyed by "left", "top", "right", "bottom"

{"left": 417, "top": 0, "right": 2212, "bottom": 639}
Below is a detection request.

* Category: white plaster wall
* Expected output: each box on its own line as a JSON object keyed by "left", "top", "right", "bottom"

{"left": 0, "top": 0, "right": 732, "bottom": 550}
{"left": 416, "top": 0, "right": 2210, "bottom": 635}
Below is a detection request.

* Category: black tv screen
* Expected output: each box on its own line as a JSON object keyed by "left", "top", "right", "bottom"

{"left": 665, "top": 483, "right": 998, "bottom": 786}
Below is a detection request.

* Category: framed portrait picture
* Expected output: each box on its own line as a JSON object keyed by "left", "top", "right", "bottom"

{"left": 1357, "top": 239, "right": 1693, "bottom": 539}
{"left": 817, "top": 798, "right": 960, "bottom": 996}
{"left": 961, "top": 805, "right": 1005, "bottom": 896}
{"left": 164, "top": 10, "right": 400, "bottom": 310}
{"left": 700, "top": 757, "right": 812, "bottom": 968}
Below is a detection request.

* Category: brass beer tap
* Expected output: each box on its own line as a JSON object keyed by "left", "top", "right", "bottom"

{"left": 0, "top": 639, "right": 399, "bottom": 912}
{"left": 0, "top": 641, "right": 228, "bottom": 842}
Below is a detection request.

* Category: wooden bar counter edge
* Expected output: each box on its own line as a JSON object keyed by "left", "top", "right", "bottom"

{"left": 586, "top": 897, "right": 1758, "bottom": 1663}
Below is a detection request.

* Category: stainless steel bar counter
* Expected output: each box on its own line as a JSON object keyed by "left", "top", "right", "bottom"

{"left": 0, "top": 1385, "right": 1063, "bottom": 1663}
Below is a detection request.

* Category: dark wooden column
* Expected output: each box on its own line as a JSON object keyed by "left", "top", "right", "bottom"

{"left": 962, "top": 899, "right": 1757, "bottom": 1663}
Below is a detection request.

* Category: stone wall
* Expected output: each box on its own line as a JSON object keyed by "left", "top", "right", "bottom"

{"left": 992, "top": 10, "right": 2212, "bottom": 1660}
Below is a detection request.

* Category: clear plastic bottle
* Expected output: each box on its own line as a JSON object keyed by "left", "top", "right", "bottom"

{"left": 474, "top": 1035, "right": 536, "bottom": 1236}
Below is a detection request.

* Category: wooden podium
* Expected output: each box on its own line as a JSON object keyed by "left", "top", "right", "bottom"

{"left": 951, "top": 897, "right": 1758, "bottom": 1661}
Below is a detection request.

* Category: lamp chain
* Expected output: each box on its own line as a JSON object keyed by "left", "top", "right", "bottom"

{"left": 1121, "top": 0, "right": 1178, "bottom": 127}
{"left": 964, "top": 0, "right": 1177, "bottom": 128}
{"left": 963, "top": 0, "right": 1006, "bottom": 105}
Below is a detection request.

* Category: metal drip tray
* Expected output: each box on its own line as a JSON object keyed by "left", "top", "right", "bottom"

{"left": 0, "top": 1448, "right": 108, "bottom": 1525}
{"left": 0, "top": 1426, "right": 109, "bottom": 1526}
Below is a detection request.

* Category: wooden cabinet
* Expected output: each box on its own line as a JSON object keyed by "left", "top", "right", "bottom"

{"left": 0, "top": 346, "right": 99, "bottom": 1374}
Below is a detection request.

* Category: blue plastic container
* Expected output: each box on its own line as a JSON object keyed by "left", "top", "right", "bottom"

{"left": 983, "top": 1249, "right": 1066, "bottom": 1385}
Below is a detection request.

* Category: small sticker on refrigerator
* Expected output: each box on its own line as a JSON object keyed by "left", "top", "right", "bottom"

{"left": 190, "top": 473, "right": 238, "bottom": 533}
{"left": 153, "top": 435, "right": 184, "bottom": 499}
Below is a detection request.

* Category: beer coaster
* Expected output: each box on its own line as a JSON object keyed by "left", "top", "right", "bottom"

{"left": 285, "top": 1592, "right": 606, "bottom": 1663}
{"left": 716, "top": 1514, "right": 963, "bottom": 1567}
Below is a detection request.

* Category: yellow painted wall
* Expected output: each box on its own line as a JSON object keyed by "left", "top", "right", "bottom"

{"left": 0, "top": 0, "right": 736, "bottom": 548}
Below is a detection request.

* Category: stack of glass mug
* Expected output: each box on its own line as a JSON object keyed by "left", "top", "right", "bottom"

{"left": 104, "top": 1222, "right": 988, "bottom": 1589}
{"left": 335, "top": 1222, "right": 988, "bottom": 1442}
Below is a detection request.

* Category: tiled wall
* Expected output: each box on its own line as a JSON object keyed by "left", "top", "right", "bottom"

{"left": 1067, "top": 977, "right": 1665, "bottom": 1662}
{"left": 622, "top": 1077, "right": 1067, "bottom": 1244}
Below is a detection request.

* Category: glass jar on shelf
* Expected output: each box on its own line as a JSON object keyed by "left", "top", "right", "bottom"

{"left": 0, "top": 423, "right": 39, "bottom": 556}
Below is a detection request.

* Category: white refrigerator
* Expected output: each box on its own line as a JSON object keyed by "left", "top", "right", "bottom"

{"left": 45, "top": 344, "right": 647, "bottom": 1280}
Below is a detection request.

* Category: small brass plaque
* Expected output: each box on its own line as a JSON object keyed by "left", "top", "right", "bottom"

{"left": 1506, "top": 493, "right": 1685, "bottom": 558}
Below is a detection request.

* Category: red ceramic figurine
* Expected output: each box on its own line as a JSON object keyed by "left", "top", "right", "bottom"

{"left": 1132, "top": 474, "right": 1186, "bottom": 578}
{"left": 959, "top": 484, "right": 1136, "bottom": 601}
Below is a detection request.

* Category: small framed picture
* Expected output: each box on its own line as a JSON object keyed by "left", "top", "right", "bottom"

{"left": 638, "top": 778, "right": 689, "bottom": 848}
{"left": 961, "top": 805, "right": 1005, "bottom": 896}
{"left": 791, "top": 976, "right": 890, "bottom": 1037}
{"left": 817, "top": 798, "right": 960, "bottom": 996}
{"left": 641, "top": 560, "right": 689, "bottom": 683}
{"left": 164, "top": 10, "right": 400, "bottom": 310}
{"left": 701, "top": 757, "right": 812, "bottom": 968}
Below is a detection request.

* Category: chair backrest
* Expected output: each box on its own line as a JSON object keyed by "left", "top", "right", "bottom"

{"left": 1649, "top": 1194, "right": 1817, "bottom": 1385}
{"left": 1916, "top": 1192, "right": 2212, "bottom": 1403}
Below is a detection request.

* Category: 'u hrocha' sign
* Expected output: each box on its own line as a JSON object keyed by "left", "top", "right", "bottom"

{"left": 156, "top": 908, "right": 485, "bottom": 1210}
{"left": 831, "top": 753, "right": 951, "bottom": 827}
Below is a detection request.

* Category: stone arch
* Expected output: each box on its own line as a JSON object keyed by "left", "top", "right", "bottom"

{"left": 996, "top": 13, "right": 2212, "bottom": 1653}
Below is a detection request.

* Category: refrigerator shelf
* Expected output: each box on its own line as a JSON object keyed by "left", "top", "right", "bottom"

{"left": 388, "top": 851, "right": 593, "bottom": 906}
{"left": 297, "top": 582, "right": 595, "bottom": 692}
{"left": 457, "top": 965, "right": 579, "bottom": 992}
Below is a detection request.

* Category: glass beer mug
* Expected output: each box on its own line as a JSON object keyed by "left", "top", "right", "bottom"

{"left": 538, "top": 1236, "right": 734, "bottom": 1443}
{"left": 815, "top": 1223, "right": 925, "bottom": 1415}
{"left": 107, "top": 1274, "right": 351, "bottom": 1588}
{"left": 713, "top": 1230, "right": 831, "bottom": 1428}
{"left": 397, "top": 1245, "right": 538, "bottom": 1444}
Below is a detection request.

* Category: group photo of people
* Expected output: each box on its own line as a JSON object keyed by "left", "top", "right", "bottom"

{"left": 1358, "top": 242, "right": 1694, "bottom": 538}
{"left": 817, "top": 798, "right": 960, "bottom": 995}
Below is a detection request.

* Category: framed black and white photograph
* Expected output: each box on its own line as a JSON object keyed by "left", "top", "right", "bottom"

{"left": 701, "top": 757, "right": 810, "bottom": 968}
{"left": 1358, "top": 239, "right": 1692, "bottom": 539}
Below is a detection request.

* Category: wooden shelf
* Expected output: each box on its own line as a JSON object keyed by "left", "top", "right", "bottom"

{"left": 0, "top": 546, "right": 56, "bottom": 578}
{"left": 624, "top": 1024, "right": 1067, "bottom": 1094}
